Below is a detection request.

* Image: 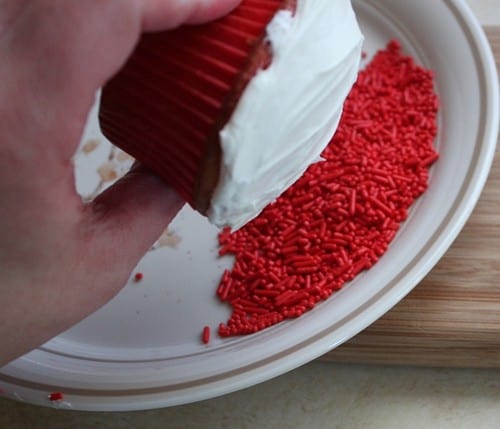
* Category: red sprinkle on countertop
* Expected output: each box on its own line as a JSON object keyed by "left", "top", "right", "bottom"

{"left": 48, "top": 392, "right": 64, "bottom": 401}
{"left": 133, "top": 272, "right": 144, "bottom": 282}
{"left": 215, "top": 41, "right": 439, "bottom": 337}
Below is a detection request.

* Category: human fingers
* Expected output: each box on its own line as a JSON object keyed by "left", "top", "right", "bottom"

{"left": 138, "top": 0, "right": 241, "bottom": 31}
{"left": 83, "top": 165, "right": 184, "bottom": 278}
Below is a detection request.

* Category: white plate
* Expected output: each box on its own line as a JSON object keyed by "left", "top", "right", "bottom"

{"left": 1, "top": 0, "right": 498, "bottom": 411}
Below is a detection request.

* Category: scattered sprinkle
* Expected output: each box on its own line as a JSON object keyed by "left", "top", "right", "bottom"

{"left": 48, "top": 392, "right": 64, "bottom": 402}
{"left": 134, "top": 272, "right": 144, "bottom": 282}
{"left": 115, "top": 149, "right": 135, "bottom": 163}
{"left": 202, "top": 326, "right": 211, "bottom": 344}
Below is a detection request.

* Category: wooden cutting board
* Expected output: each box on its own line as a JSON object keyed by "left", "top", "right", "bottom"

{"left": 323, "top": 27, "right": 500, "bottom": 368}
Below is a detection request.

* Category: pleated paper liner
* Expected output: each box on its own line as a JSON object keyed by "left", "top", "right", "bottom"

{"left": 99, "top": 0, "right": 296, "bottom": 213}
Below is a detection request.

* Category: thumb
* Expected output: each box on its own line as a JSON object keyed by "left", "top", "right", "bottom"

{"left": 85, "top": 164, "right": 184, "bottom": 276}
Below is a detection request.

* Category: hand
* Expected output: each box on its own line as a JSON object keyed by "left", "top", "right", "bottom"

{"left": 0, "top": 0, "right": 240, "bottom": 367}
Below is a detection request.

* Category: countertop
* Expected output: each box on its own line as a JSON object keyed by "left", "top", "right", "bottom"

{"left": 2, "top": 1, "right": 500, "bottom": 428}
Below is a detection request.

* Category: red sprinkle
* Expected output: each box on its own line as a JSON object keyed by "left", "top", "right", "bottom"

{"left": 133, "top": 272, "right": 143, "bottom": 282}
{"left": 202, "top": 326, "right": 211, "bottom": 344}
{"left": 48, "top": 392, "right": 64, "bottom": 402}
{"left": 215, "top": 40, "right": 439, "bottom": 338}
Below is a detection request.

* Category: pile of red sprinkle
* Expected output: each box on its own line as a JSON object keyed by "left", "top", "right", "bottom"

{"left": 215, "top": 41, "right": 439, "bottom": 338}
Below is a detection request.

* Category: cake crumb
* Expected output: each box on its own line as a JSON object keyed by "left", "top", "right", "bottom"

{"left": 97, "top": 161, "right": 118, "bottom": 182}
{"left": 215, "top": 40, "right": 439, "bottom": 338}
{"left": 81, "top": 138, "right": 100, "bottom": 154}
{"left": 156, "top": 228, "right": 182, "bottom": 248}
{"left": 116, "top": 149, "right": 134, "bottom": 163}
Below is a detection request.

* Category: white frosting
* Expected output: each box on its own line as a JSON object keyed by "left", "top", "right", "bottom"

{"left": 208, "top": 0, "right": 363, "bottom": 229}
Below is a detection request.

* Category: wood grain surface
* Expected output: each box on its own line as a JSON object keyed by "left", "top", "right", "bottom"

{"left": 322, "top": 27, "right": 500, "bottom": 367}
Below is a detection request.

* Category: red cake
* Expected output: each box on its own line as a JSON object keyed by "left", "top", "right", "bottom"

{"left": 99, "top": 0, "right": 363, "bottom": 229}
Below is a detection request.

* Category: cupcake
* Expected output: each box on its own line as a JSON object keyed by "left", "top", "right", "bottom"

{"left": 99, "top": 0, "right": 363, "bottom": 230}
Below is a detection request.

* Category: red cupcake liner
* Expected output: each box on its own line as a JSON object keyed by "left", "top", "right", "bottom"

{"left": 99, "top": 0, "right": 294, "bottom": 212}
